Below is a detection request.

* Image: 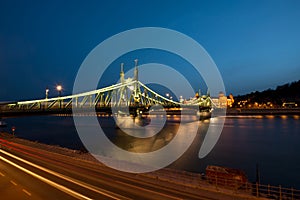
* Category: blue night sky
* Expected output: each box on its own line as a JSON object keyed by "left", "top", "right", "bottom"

{"left": 0, "top": 0, "right": 300, "bottom": 101}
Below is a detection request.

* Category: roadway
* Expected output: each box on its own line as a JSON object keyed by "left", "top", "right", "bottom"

{"left": 0, "top": 138, "right": 254, "bottom": 200}
{"left": 0, "top": 158, "right": 76, "bottom": 200}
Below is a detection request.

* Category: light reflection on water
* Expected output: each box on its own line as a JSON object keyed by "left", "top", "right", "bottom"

{"left": 2, "top": 115, "right": 300, "bottom": 188}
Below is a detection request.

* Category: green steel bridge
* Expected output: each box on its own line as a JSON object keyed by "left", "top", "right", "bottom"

{"left": 0, "top": 62, "right": 214, "bottom": 116}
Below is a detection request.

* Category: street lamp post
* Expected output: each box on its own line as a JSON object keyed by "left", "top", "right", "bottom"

{"left": 56, "top": 85, "right": 62, "bottom": 97}
{"left": 166, "top": 93, "right": 170, "bottom": 106}
{"left": 56, "top": 85, "right": 62, "bottom": 108}
{"left": 45, "top": 88, "right": 49, "bottom": 99}
{"left": 11, "top": 126, "right": 16, "bottom": 137}
{"left": 45, "top": 87, "right": 49, "bottom": 109}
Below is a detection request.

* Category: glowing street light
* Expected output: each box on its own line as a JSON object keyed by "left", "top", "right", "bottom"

{"left": 166, "top": 93, "right": 169, "bottom": 98}
{"left": 45, "top": 87, "right": 49, "bottom": 99}
{"left": 12, "top": 126, "right": 16, "bottom": 136}
{"left": 56, "top": 85, "right": 62, "bottom": 97}
{"left": 56, "top": 85, "right": 63, "bottom": 108}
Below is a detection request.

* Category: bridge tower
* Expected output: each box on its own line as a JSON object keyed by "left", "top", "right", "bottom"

{"left": 133, "top": 59, "right": 141, "bottom": 103}
{"left": 134, "top": 59, "right": 138, "bottom": 81}
{"left": 118, "top": 63, "right": 127, "bottom": 106}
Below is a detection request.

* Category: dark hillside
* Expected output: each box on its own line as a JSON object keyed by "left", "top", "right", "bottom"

{"left": 234, "top": 80, "right": 300, "bottom": 107}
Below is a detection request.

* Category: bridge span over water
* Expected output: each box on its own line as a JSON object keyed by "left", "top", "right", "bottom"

{"left": 0, "top": 62, "right": 213, "bottom": 116}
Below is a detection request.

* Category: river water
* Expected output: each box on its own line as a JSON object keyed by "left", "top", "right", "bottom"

{"left": 2, "top": 114, "right": 300, "bottom": 188}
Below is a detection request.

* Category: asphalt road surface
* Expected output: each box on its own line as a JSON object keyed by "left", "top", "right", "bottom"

{"left": 0, "top": 138, "right": 255, "bottom": 200}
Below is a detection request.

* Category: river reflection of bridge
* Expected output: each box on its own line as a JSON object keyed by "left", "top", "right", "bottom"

{"left": 100, "top": 115, "right": 211, "bottom": 154}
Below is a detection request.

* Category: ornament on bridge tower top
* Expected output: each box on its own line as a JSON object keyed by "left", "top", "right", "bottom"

{"left": 120, "top": 63, "right": 125, "bottom": 84}
{"left": 134, "top": 59, "right": 138, "bottom": 81}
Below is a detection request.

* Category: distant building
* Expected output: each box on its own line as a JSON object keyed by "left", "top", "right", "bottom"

{"left": 227, "top": 93, "right": 234, "bottom": 107}
{"left": 219, "top": 92, "right": 227, "bottom": 108}
{"left": 211, "top": 92, "right": 234, "bottom": 108}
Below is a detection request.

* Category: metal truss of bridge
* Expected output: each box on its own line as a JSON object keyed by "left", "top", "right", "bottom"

{"left": 1, "top": 60, "right": 212, "bottom": 115}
